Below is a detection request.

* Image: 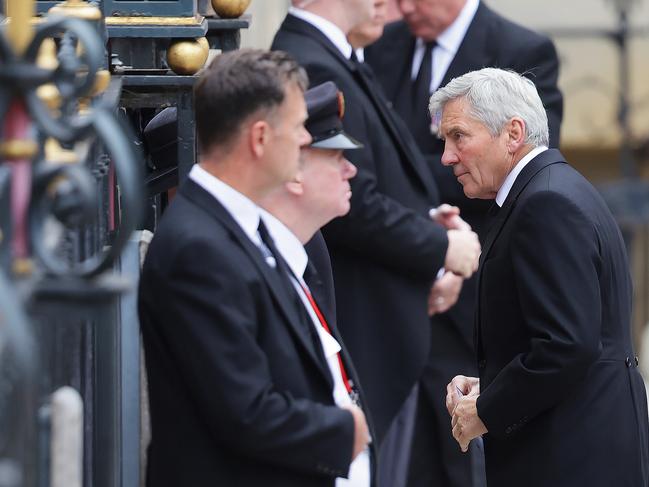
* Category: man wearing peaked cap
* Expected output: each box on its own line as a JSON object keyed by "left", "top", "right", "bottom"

{"left": 304, "top": 81, "right": 364, "bottom": 150}
{"left": 260, "top": 80, "right": 375, "bottom": 486}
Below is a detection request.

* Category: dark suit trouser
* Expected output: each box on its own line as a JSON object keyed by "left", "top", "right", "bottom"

{"left": 407, "top": 314, "right": 486, "bottom": 487}
{"left": 376, "top": 384, "right": 419, "bottom": 487}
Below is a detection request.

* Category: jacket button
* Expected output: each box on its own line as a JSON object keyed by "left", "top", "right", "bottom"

{"left": 478, "top": 359, "right": 486, "bottom": 370}
{"left": 635, "top": 356, "right": 639, "bottom": 366}
{"left": 505, "top": 426, "right": 513, "bottom": 434}
{"left": 625, "top": 357, "right": 632, "bottom": 368}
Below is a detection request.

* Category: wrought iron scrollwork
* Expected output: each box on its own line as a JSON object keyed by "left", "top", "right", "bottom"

{"left": 0, "top": 7, "right": 142, "bottom": 277}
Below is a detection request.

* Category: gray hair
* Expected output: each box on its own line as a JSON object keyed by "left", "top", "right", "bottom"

{"left": 429, "top": 68, "right": 549, "bottom": 147}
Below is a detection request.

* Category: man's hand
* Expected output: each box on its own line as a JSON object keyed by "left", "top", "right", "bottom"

{"left": 445, "top": 229, "right": 480, "bottom": 278}
{"left": 428, "top": 272, "right": 463, "bottom": 315}
{"left": 342, "top": 404, "right": 370, "bottom": 460}
{"left": 451, "top": 395, "right": 488, "bottom": 453}
{"left": 446, "top": 375, "right": 480, "bottom": 416}
{"left": 430, "top": 204, "right": 472, "bottom": 231}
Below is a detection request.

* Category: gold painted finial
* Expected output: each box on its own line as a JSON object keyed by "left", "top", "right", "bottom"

{"left": 36, "top": 38, "right": 63, "bottom": 111}
{"left": 45, "top": 138, "right": 77, "bottom": 165}
{"left": 13, "top": 257, "right": 34, "bottom": 277}
{"left": 6, "top": 0, "right": 35, "bottom": 55}
{"left": 78, "top": 69, "right": 111, "bottom": 114}
{"left": 0, "top": 140, "right": 39, "bottom": 161}
{"left": 49, "top": 0, "right": 102, "bottom": 21}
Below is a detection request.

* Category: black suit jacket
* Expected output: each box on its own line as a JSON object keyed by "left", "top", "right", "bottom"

{"left": 138, "top": 180, "right": 362, "bottom": 487}
{"left": 273, "top": 14, "right": 448, "bottom": 442}
{"left": 476, "top": 149, "right": 649, "bottom": 486}
{"left": 366, "top": 2, "right": 563, "bottom": 230}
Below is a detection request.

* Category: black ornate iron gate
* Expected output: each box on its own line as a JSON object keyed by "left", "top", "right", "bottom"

{"left": 0, "top": 0, "right": 248, "bottom": 486}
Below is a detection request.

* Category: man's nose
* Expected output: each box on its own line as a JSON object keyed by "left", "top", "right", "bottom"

{"left": 343, "top": 160, "right": 357, "bottom": 179}
{"left": 440, "top": 147, "right": 457, "bottom": 166}
{"left": 301, "top": 127, "right": 312, "bottom": 147}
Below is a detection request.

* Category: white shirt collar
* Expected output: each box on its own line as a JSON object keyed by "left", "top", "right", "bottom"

{"left": 355, "top": 47, "right": 365, "bottom": 62}
{"left": 259, "top": 208, "right": 308, "bottom": 281}
{"left": 496, "top": 146, "right": 548, "bottom": 207}
{"left": 189, "top": 164, "right": 261, "bottom": 245}
{"left": 411, "top": 0, "right": 479, "bottom": 89}
{"left": 435, "top": 0, "right": 479, "bottom": 54}
{"left": 288, "top": 7, "right": 353, "bottom": 60}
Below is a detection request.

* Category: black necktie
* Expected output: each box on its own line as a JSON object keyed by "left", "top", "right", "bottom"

{"left": 413, "top": 41, "right": 435, "bottom": 110}
{"left": 349, "top": 50, "right": 373, "bottom": 79}
{"left": 411, "top": 41, "right": 436, "bottom": 145}
{"left": 257, "top": 221, "right": 327, "bottom": 359}
{"left": 257, "top": 220, "right": 299, "bottom": 299}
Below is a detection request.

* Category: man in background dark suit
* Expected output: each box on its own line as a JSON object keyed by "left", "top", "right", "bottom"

{"left": 441, "top": 67, "right": 649, "bottom": 487}
{"left": 138, "top": 49, "right": 370, "bottom": 487}
{"left": 273, "top": 2, "right": 481, "bottom": 485}
{"left": 365, "top": 3, "right": 563, "bottom": 484}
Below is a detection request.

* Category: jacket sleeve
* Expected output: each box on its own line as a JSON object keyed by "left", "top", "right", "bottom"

{"left": 477, "top": 191, "right": 602, "bottom": 438}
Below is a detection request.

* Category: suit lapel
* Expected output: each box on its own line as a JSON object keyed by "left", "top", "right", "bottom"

{"left": 475, "top": 149, "right": 566, "bottom": 358}
{"left": 281, "top": 15, "right": 352, "bottom": 73}
{"left": 479, "top": 149, "right": 567, "bottom": 266}
{"left": 352, "top": 60, "right": 440, "bottom": 200}
{"left": 374, "top": 21, "right": 416, "bottom": 102}
{"left": 179, "top": 180, "right": 334, "bottom": 388}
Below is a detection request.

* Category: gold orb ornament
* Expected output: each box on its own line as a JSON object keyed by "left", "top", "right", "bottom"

{"left": 196, "top": 37, "right": 209, "bottom": 57}
{"left": 211, "top": 0, "right": 251, "bottom": 18}
{"left": 167, "top": 39, "right": 209, "bottom": 75}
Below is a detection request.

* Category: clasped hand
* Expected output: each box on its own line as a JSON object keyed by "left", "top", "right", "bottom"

{"left": 446, "top": 375, "right": 487, "bottom": 452}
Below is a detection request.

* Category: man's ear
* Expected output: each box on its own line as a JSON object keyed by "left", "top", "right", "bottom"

{"left": 249, "top": 120, "right": 270, "bottom": 158}
{"left": 506, "top": 117, "right": 526, "bottom": 153}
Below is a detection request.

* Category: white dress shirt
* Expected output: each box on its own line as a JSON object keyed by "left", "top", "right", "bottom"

{"left": 189, "top": 164, "right": 261, "bottom": 246}
{"left": 288, "top": 6, "right": 353, "bottom": 59}
{"left": 260, "top": 210, "right": 371, "bottom": 487}
{"left": 410, "top": 0, "right": 480, "bottom": 92}
{"left": 496, "top": 146, "right": 548, "bottom": 207}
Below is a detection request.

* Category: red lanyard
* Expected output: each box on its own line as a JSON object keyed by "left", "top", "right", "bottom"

{"left": 300, "top": 283, "right": 353, "bottom": 394}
